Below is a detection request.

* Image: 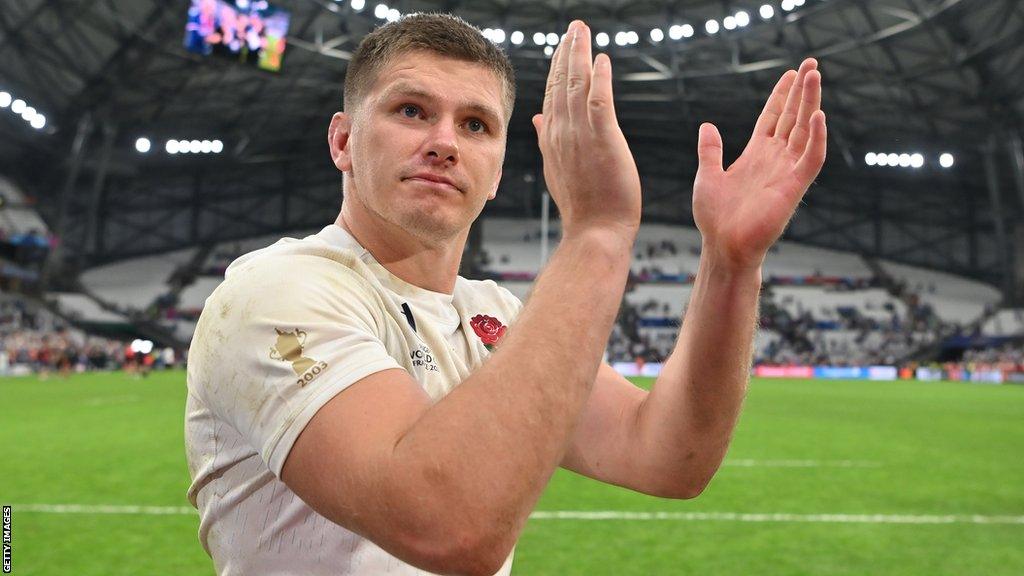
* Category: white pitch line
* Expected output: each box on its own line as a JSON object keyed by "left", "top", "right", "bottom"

{"left": 15, "top": 504, "right": 197, "bottom": 515}
{"left": 723, "top": 459, "right": 881, "bottom": 468}
{"left": 529, "top": 511, "right": 1024, "bottom": 525}
{"left": 12, "top": 505, "right": 1024, "bottom": 525}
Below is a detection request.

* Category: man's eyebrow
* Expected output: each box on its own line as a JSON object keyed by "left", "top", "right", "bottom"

{"left": 379, "top": 82, "right": 504, "bottom": 126}
{"left": 378, "top": 83, "right": 434, "bottom": 104}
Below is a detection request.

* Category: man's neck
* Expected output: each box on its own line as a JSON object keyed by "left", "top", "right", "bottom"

{"left": 336, "top": 202, "right": 464, "bottom": 295}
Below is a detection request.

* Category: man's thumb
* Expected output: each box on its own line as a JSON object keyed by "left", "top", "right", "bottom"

{"left": 697, "top": 122, "right": 724, "bottom": 173}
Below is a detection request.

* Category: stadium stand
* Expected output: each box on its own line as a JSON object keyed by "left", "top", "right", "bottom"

{"left": 0, "top": 176, "right": 49, "bottom": 236}
{"left": 54, "top": 218, "right": 1014, "bottom": 378}
{"left": 878, "top": 260, "right": 1001, "bottom": 324}
{"left": 149, "top": 219, "right": 1006, "bottom": 370}
{"left": 982, "top": 309, "right": 1024, "bottom": 337}
{"left": 463, "top": 219, "right": 1012, "bottom": 369}
{"left": 0, "top": 177, "right": 54, "bottom": 286}
{"left": 80, "top": 248, "right": 198, "bottom": 312}
{"left": 51, "top": 292, "right": 130, "bottom": 325}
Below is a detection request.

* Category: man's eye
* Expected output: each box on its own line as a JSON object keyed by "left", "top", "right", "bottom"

{"left": 401, "top": 105, "right": 420, "bottom": 118}
{"left": 467, "top": 119, "right": 486, "bottom": 133}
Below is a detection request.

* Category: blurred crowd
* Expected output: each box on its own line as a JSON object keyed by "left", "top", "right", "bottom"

{"left": 0, "top": 297, "right": 179, "bottom": 376}
{"left": 960, "top": 343, "right": 1024, "bottom": 370}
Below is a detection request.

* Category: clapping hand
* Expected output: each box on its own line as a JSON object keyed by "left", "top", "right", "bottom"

{"left": 692, "top": 59, "right": 827, "bottom": 269}
{"left": 532, "top": 21, "right": 642, "bottom": 243}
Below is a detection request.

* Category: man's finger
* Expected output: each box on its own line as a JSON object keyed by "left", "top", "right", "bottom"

{"left": 587, "top": 53, "right": 617, "bottom": 132}
{"left": 696, "top": 123, "right": 724, "bottom": 175}
{"left": 544, "top": 22, "right": 575, "bottom": 124}
{"left": 566, "top": 21, "right": 593, "bottom": 124}
{"left": 532, "top": 113, "right": 545, "bottom": 145}
{"left": 752, "top": 70, "right": 797, "bottom": 137}
{"left": 794, "top": 110, "right": 827, "bottom": 187}
{"left": 775, "top": 58, "right": 816, "bottom": 140}
{"left": 787, "top": 70, "right": 822, "bottom": 154}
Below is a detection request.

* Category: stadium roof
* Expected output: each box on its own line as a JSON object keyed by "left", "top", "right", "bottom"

{"left": 1, "top": 0, "right": 1023, "bottom": 290}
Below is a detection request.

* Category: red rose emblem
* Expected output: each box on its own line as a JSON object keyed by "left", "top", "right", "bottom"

{"left": 470, "top": 314, "right": 507, "bottom": 350}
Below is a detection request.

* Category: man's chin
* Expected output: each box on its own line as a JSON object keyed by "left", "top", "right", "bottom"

{"left": 397, "top": 209, "right": 464, "bottom": 243}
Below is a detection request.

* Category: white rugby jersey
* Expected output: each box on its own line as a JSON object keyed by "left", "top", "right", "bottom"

{"left": 185, "top": 224, "right": 523, "bottom": 575}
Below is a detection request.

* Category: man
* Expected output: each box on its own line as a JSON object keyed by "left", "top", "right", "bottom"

{"left": 185, "top": 12, "right": 826, "bottom": 576}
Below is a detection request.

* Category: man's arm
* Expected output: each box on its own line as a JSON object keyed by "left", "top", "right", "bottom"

{"left": 282, "top": 21, "right": 641, "bottom": 576}
{"left": 561, "top": 261, "right": 760, "bottom": 498}
{"left": 562, "top": 58, "right": 827, "bottom": 497}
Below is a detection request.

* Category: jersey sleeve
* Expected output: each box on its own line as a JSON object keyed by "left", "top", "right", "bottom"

{"left": 187, "top": 253, "right": 405, "bottom": 477}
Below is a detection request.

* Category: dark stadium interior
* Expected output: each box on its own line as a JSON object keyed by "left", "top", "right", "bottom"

{"left": 2, "top": 0, "right": 1023, "bottom": 283}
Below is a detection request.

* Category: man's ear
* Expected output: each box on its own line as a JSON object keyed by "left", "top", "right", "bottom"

{"left": 488, "top": 166, "right": 502, "bottom": 201}
{"left": 328, "top": 112, "right": 353, "bottom": 172}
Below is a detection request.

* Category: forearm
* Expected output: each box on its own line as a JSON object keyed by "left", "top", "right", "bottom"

{"left": 390, "top": 230, "right": 633, "bottom": 539}
{"left": 635, "top": 247, "right": 762, "bottom": 494}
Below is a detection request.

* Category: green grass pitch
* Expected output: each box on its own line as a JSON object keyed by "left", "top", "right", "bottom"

{"left": 2, "top": 370, "right": 1022, "bottom": 575}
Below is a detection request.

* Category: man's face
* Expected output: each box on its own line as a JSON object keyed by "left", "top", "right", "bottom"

{"left": 333, "top": 51, "right": 507, "bottom": 243}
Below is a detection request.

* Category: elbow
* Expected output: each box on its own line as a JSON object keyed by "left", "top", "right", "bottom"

{"left": 397, "top": 523, "right": 514, "bottom": 576}
{"left": 671, "top": 477, "right": 711, "bottom": 500}
{"left": 440, "top": 535, "right": 512, "bottom": 576}
{"left": 649, "top": 481, "right": 707, "bottom": 500}
{"left": 643, "top": 472, "right": 714, "bottom": 500}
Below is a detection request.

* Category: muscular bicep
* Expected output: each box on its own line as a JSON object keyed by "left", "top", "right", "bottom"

{"left": 560, "top": 362, "right": 651, "bottom": 489}
{"left": 281, "top": 368, "right": 434, "bottom": 553}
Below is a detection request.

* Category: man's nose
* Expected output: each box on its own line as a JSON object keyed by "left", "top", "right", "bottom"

{"left": 424, "top": 121, "right": 459, "bottom": 165}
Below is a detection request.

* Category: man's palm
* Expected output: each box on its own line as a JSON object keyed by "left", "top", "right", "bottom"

{"left": 693, "top": 59, "right": 827, "bottom": 269}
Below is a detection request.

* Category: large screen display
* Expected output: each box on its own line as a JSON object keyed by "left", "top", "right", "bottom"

{"left": 184, "top": 0, "right": 290, "bottom": 72}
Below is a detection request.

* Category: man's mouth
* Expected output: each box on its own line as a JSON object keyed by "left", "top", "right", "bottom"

{"left": 403, "top": 173, "right": 461, "bottom": 193}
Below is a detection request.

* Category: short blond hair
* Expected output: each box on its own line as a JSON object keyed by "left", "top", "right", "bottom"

{"left": 343, "top": 13, "right": 516, "bottom": 120}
